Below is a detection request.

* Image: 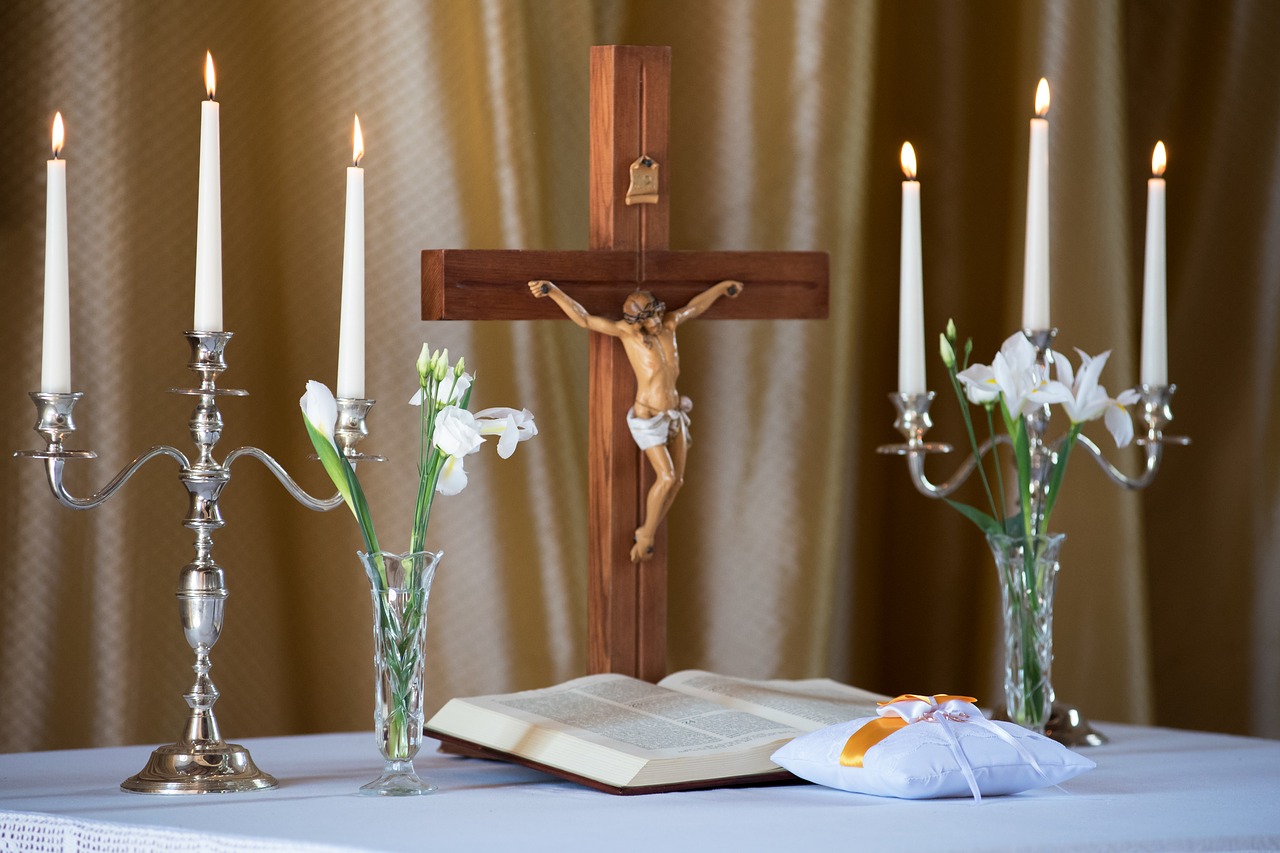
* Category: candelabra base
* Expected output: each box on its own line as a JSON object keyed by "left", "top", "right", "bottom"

{"left": 121, "top": 740, "right": 278, "bottom": 795}
{"left": 992, "top": 702, "right": 1108, "bottom": 748}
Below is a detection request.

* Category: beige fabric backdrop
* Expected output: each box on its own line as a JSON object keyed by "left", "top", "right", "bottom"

{"left": 1, "top": 0, "right": 1276, "bottom": 753}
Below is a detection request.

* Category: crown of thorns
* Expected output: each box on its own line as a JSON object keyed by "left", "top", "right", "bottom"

{"left": 623, "top": 297, "right": 665, "bottom": 324}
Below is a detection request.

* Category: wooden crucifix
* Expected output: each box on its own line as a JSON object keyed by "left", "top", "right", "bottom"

{"left": 422, "top": 46, "right": 828, "bottom": 683}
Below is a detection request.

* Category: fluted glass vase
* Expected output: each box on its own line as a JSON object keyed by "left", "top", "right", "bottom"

{"left": 357, "top": 549, "right": 442, "bottom": 796}
{"left": 987, "top": 533, "right": 1064, "bottom": 734}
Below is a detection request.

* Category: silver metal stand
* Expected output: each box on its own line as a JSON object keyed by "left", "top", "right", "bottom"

{"left": 877, "top": 328, "right": 1188, "bottom": 745}
{"left": 16, "top": 331, "right": 381, "bottom": 793}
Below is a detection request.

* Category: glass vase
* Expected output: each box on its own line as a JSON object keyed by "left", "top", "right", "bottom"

{"left": 987, "top": 533, "right": 1064, "bottom": 734}
{"left": 357, "top": 549, "right": 442, "bottom": 796}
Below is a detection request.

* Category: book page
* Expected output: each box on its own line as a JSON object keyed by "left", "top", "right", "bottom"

{"left": 431, "top": 674, "right": 800, "bottom": 761}
{"left": 659, "top": 670, "right": 885, "bottom": 732}
{"left": 491, "top": 674, "right": 799, "bottom": 756}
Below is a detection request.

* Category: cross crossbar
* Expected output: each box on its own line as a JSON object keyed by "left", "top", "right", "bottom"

{"left": 422, "top": 249, "right": 828, "bottom": 321}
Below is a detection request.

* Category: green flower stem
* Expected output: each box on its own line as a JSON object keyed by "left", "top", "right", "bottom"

{"left": 408, "top": 373, "right": 472, "bottom": 558}
{"left": 984, "top": 405, "right": 1007, "bottom": 526}
{"left": 994, "top": 535, "right": 1051, "bottom": 730}
{"left": 376, "top": 587, "right": 426, "bottom": 761}
{"left": 1018, "top": 540, "right": 1046, "bottom": 727}
{"left": 1042, "top": 423, "right": 1081, "bottom": 527}
{"left": 1003, "top": 407, "right": 1034, "bottom": 544}
{"left": 946, "top": 365, "right": 1001, "bottom": 523}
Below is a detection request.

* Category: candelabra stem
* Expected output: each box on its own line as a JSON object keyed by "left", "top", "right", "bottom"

{"left": 122, "top": 331, "right": 277, "bottom": 794}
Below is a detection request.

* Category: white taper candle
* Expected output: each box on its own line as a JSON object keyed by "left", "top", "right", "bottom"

{"left": 193, "top": 51, "right": 223, "bottom": 332}
{"left": 898, "top": 142, "right": 925, "bottom": 395}
{"left": 1022, "top": 78, "right": 1051, "bottom": 331}
{"left": 42, "top": 112, "right": 71, "bottom": 393}
{"left": 1141, "top": 141, "right": 1168, "bottom": 386}
{"left": 336, "top": 115, "right": 366, "bottom": 399}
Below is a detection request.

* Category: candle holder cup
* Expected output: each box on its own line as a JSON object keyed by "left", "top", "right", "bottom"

{"left": 15, "top": 330, "right": 383, "bottom": 794}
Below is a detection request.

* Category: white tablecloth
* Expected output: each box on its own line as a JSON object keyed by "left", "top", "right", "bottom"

{"left": 2, "top": 725, "right": 1278, "bottom": 852}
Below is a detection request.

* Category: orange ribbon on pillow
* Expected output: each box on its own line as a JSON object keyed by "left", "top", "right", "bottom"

{"left": 839, "top": 694, "right": 979, "bottom": 768}
{"left": 839, "top": 693, "right": 1052, "bottom": 803}
{"left": 839, "top": 717, "right": 906, "bottom": 768}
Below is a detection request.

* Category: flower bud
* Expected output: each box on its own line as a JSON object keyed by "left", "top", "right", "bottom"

{"left": 416, "top": 343, "right": 432, "bottom": 379}
{"left": 435, "top": 348, "right": 450, "bottom": 382}
{"left": 939, "top": 333, "right": 956, "bottom": 368}
{"left": 454, "top": 357, "right": 466, "bottom": 377}
{"left": 946, "top": 318, "right": 957, "bottom": 342}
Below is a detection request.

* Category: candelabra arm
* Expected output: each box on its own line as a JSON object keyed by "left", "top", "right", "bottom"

{"left": 43, "top": 445, "right": 190, "bottom": 511}
{"left": 1073, "top": 434, "right": 1162, "bottom": 491}
{"left": 907, "top": 435, "right": 1011, "bottom": 498}
{"left": 224, "top": 446, "right": 344, "bottom": 511}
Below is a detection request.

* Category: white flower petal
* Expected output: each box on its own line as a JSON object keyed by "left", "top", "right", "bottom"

{"left": 1116, "top": 388, "right": 1142, "bottom": 406}
{"left": 999, "top": 333, "right": 1037, "bottom": 374}
{"left": 992, "top": 351, "right": 1028, "bottom": 413}
{"left": 475, "top": 407, "right": 539, "bottom": 450}
{"left": 435, "top": 371, "right": 473, "bottom": 405}
{"left": 495, "top": 415, "right": 519, "bottom": 458}
{"left": 474, "top": 406, "right": 518, "bottom": 424}
{"left": 435, "top": 454, "right": 469, "bottom": 495}
{"left": 1053, "top": 350, "right": 1075, "bottom": 390}
{"left": 1104, "top": 400, "right": 1135, "bottom": 448}
{"left": 957, "top": 364, "right": 1000, "bottom": 404}
{"left": 518, "top": 408, "right": 539, "bottom": 438}
{"left": 1036, "top": 380, "right": 1075, "bottom": 402}
{"left": 300, "top": 380, "right": 339, "bottom": 448}
{"left": 1021, "top": 379, "right": 1073, "bottom": 416}
{"left": 1075, "top": 350, "right": 1110, "bottom": 401}
{"left": 433, "top": 406, "right": 483, "bottom": 457}
{"left": 408, "top": 387, "right": 425, "bottom": 407}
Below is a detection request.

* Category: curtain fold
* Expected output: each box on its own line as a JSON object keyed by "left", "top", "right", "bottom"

{"left": 1, "top": 0, "right": 1275, "bottom": 752}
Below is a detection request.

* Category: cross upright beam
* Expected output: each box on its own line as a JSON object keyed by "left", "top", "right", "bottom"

{"left": 422, "top": 46, "right": 828, "bottom": 683}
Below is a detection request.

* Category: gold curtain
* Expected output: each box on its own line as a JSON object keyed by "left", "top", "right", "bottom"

{"left": 1, "top": 0, "right": 1275, "bottom": 753}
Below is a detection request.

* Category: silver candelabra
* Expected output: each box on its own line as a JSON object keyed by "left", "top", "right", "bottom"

{"left": 878, "top": 327, "right": 1189, "bottom": 745}
{"left": 16, "top": 330, "right": 381, "bottom": 794}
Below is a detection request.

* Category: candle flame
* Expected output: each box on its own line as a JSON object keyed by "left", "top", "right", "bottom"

{"left": 1152, "top": 140, "right": 1167, "bottom": 177}
{"left": 352, "top": 114, "right": 364, "bottom": 166}
{"left": 205, "top": 51, "right": 216, "bottom": 99}
{"left": 51, "top": 112, "right": 65, "bottom": 157}
{"left": 1034, "top": 78, "right": 1050, "bottom": 117}
{"left": 900, "top": 141, "right": 917, "bottom": 180}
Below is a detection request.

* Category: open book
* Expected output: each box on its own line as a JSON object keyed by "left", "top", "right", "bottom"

{"left": 425, "top": 669, "right": 885, "bottom": 794}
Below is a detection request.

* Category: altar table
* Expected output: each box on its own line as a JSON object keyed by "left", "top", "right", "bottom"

{"left": 2, "top": 724, "right": 1278, "bottom": 852}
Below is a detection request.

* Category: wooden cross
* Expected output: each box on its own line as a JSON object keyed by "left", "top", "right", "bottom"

{"left": 422, "top": 46, "right": 828, "bottom": 683}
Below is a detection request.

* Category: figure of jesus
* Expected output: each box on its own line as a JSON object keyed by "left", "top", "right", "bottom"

{"left": 530, "top": 278, "right": 744, "bottom": 562}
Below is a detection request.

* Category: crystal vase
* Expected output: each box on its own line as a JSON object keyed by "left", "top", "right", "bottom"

{"left": 357, "top": 549, "right": 442, "bottom": 796}
{"left": 987, "top": 533, "right": 1064, "bottom": 734}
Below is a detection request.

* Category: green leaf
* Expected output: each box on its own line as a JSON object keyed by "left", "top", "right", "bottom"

{"left": 944, "top": 499, "right": 1004, "bottom": 537}
{"left": 303, "top": 416, "right": 380, "bottom": 560}
{"left": 1043, "top": 424, "right": 1080, "bottom": 526}
{"left": 946, "top": 369, "right": 1001, "bottom": 522}
{"left": 304, "top": 418, "right": 353, "bottom": 504}
{"left": 1011, "top": 418, "right": 1033, "bottom": 540}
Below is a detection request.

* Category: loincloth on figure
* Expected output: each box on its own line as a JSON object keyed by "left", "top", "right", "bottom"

{"left": 626, "top": 397, "right": 692, "bottom": 451}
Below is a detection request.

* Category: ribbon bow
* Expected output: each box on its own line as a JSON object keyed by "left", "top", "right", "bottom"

{"left": 839, "top": 693, "right": 1051, "bottom": 802}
